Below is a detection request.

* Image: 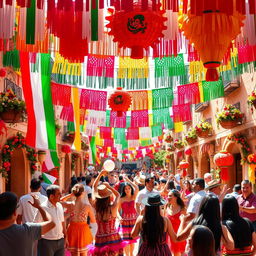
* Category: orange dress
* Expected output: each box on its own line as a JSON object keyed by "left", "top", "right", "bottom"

{"left": 166, "top": 211, "right": 186, "bottom": 253}
{"left": 67, "top": 205, "right": 93, "bottom": 253}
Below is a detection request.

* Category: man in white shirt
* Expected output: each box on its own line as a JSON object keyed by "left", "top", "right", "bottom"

{"left": 17, "top": 178, "right": 47, "bottom": 224}
{"left": 185, "top": 178, "right": 206, "bottom": 221}
{"left": 35, "top": 185, "right": 66, "bottom": 256}
{"left": 135, "top": 175, "right": 159, "bottom": 214}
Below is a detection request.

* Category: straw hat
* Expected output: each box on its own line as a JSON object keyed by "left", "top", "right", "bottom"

{"left": 94, "top": 184, "right": 112, "bottom": 199}
{"left": 205, "top": 179, "right": 222, "bottom": 191}
{"left": 136, "top": 175, "right": 146, "bottom": 186}
{"left": 142, "top": 193, "right": 166, "bottom": 206}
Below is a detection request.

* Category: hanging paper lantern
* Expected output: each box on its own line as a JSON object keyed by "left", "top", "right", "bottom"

{"left": 179, "top": 160, "right": 189, "bottom": 177}
{"left": 0, "top": 68, "right": 6, "bottom": 78}
{"left": 108, "top": 87, "right": 132, "bottom": 117}
{"left": 180, "top": 1, "right": 244, "bottom": 81}
{"left": 214, "top": 151, "right": 234, "bottom": 181}
{"left": 61, "top": 145, "right": 71, "bottom": 154}
{"left": 106, "top": 4, "right": 167, "bottom": 59}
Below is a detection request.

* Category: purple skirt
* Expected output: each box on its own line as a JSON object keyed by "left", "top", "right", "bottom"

{"left": 137, "top": 243, "right": 172, "bottom": 256}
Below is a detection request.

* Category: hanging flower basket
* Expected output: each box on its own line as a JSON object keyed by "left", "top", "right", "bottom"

{"left": 164, "top": 134, "right": 173, "bottom": 143}
{"left": 196, "top": 129, "right": 211, "bottom": 138}
{"left": 167, "top": 145, "right": 175, "bottom": 152}
{"left": 0, "top": 90, "right": 25, "bottom": 123}
{"left": 0, "top": 110, "right": 23, "bottom": 123}
{"left": 195, "top": 121, "right": 212, "bottom": 138}
{"left": 219, "top": 118, "right": 243, "bottom": 129}
{"left": 247, "top": 91, "right": 256, "bottom": 112}
{"left": 174, "top": 139, "right": 185, "bottom": 150}
{"left": 62, "top": 131, "right": 75, "bottom": 144}
{"left": 216, "top": 105, "right": 243, "bottom": 129}
{"left": 186, "top": 137, "right": 198, "bottom": 145}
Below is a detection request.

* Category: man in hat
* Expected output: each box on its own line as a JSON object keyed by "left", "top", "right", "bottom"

{"left": 135, "top": 175, "right": 159, "bottom": 214}
{"left": 206, "top": 179, "right": 230, "bottom": 202}
{"left": 237, "top": 180, "right": 256, "bottom": 231}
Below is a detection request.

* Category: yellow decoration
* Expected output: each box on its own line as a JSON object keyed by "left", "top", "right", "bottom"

{"left": 174, "top": 122, "right": 183, "bottom": 132}
{"left": 72, "top": 87, "right": 81, "bottom": 151}
{"left": 248, "top": 164, "right": 256, "bottom": 184}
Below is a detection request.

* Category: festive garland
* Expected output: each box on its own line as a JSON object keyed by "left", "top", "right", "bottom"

{"left": 227, "top": 133, "right": 251, "bottom": 164}
{"left": 0, "top": 132, "right": 37, "bottom": 178}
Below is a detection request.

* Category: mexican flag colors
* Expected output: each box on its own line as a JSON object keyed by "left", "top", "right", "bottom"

{"left": 20, "top": 52, "right": 59, "bottom": 168}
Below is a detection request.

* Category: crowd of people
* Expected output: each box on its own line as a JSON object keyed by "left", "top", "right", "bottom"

{"left": 0, "top": 167, "right": 256, "bottom": 256}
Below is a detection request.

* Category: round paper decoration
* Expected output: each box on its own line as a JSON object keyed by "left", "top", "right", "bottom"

{"left": 106, "top": 5, "right": 167, "bottom": 59}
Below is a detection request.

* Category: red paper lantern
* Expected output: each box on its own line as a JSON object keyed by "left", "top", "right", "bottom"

{"left": 179, "top": 160, "right": 189, "bottom": 177}
{"left": 106, "top": 5, "right": 167, "bottom": 59}
{"left": 214, "top": 151, "right": 234, "bottom": 181}
{"left": 0, "top": 68, "right": 6, "bottom": 78}
{"left": 108, "top": 87, "right": 132, "bottom": 117}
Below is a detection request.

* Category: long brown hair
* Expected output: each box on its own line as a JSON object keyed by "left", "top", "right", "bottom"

{"left": 142, "top": 205, "right": 164, "bottom": 247}
{"left": 95, "top": 197, "right": 111, "bottom": 221}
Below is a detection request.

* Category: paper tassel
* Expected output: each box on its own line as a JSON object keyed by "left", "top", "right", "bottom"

{"left": 51, "top": 82, "right": 71, "bottom": 106}
{"left": 100, "top": 127, "right": 112, "bottom": 139}
{"left": 177, "top": 82, "right": 200, "bottom": 105}
{"left": 3, "top": 49, "right": 20, "bottom": 70}
{"left": 131, "top": 110, "right": 149, "bottom": 127}
{"left": 0, "top": 0, "right": 15, "bottom": 39}
{"left": 172, "top": 104, "right": 192, "bottom": 122}
{"left": 152, "top": 108, "right": 173, "bottom": 129}
{"left": 202, "top": 78, "right": 224, "bottom": 101}
{"left": 26, "top": 0, "right": 36, "bottom": 44}
{"left": 91, "top": 0, "right": 98, "bottom": 41}
{"left": 151, "top": 125, "right": 163, "bottom": 137}
{"left": 129, "top": 91, "right": 148, "bottom": 110}
{"left": 80, "top": 89, "right": 107, "bottom": 111}
{"left": 139, "top": 127, "right": 152, "bottom": 140}
{"left": 152, "top": 88, "right": 173, "bottom": 109}
{"left": 127, "top": 127, "right": 139, "bottom": 140}
{"left": 110, "top": 111, "right": 127, "bottom": 128}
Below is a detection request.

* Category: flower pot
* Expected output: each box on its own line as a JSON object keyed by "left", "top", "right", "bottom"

{"left": 165, "top": 136, "right": 173, "bottom": 143}
{"left": 63, "top": 133, "right": 75, "bottom": 144}
{"left": 167, "top": 147, "right": 175, "bottom": 152}
{"left": 219, "top": 118, "right": 242, "bottom": 129}
{"left": 196, "top": 129, "right": 211, "bottom": 138}
{"left": 0, "top": 110, "right": 22, "bottom": 123}
{"left": 38, "top": 150, "right": 46, "bottom": 165}
{"left": 186, "top": 137, "right": 198, "bottom": 145}
{"left": 174, "top": 144, "right": 184, "bottom": 150}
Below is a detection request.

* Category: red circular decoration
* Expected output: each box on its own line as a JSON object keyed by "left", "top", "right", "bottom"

{"left": 179, "top": 160, "right": 189, "bottom": 169}
{"left": 0, "top": 68, "right": 6, "bottom": 78}
{"left": 106, "top": 5, "right": 167, "bottom": 59}
{"left": 185, "top": 148, "right": 192, "bottom": 155}
{"left": 108, "top": 87, "right": 132, "bottom": 117}
{"left": 214, "top": 151, "right": 234, "bottom": 181}
{"left": 61, "top": 144, "right": 71, "bottom": 154}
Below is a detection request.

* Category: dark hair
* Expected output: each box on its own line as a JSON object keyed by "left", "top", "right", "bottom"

{"left": 193, "top": 194, "right": 222, "bottom": 252}
{"left": 168, "top": 180, "right": 176, "bottom": 190}
{"left": 170, "top": 189, "right": 185, "bottom": 209}
{"left": 184, "top": 180, "right": 192, "bottom": 192}
{"left": 30, "top": 178, "right": 41, "bottom": 190}
{"left": 233, "top": 184, "right": 241, "bottom": 192}
{"left": 242, "top": 180, "right": 252, "bottom": 187}
{"left": 85, "top": 175, "right": 92, "bottom": 186}
{"left": 81, "top": 176, "right": 86, "bottom": 182}
{"left": 77, "top": 176, "right": 82, "bottom": 182}
{"left": 194, "top": 178, "right": 205, "bottom": 189}
{"left": 121, "top": 182, "right": 134, "bottom": 198}
{"left": 38, "top": 175, "right": 44, "bottom": 182}
{"left": 0, "top": 192, "right": 17, "bottom": 220}
{"left": 192, "top": 225, "right": 215, "bottom": 256}
{"left": 46, "top": 185, "right": 60, "bottom": 198}
{"left": 119, "top": 176, "right": 123, "bottom": 181}
{"left": 95, "top": 197, "right": 111, "bottom": 221}
{"left": 72, "top": 183, "right": 84, "bottom": 197}
{"left": 160, "top": 179, "right": 167, "bottom": 184}
{"left": 142, "top": 205, "right": 164, "bottom": 248}
{"left": 145, "top": 177, "right": 154, "bottom": 184}
{"left": 222, "top": 195, "right": 253, "bottom": 248}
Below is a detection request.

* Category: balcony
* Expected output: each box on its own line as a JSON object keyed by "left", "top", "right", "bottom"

{"left": 224, "top": 80, "right": 240, "bottom": 96}
{"left": 4, "top": 78, "right": 22, "bottom": 99}
{"left": 195, "top": 102, "right": 209, "bottom": 112}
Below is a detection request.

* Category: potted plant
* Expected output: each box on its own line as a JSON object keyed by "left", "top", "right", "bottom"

{"left": 195, "top": 120, "right": 212, "bottom": 138}
{"left": 173, "top": 139, "right": 185, "bottom": 150}
{"left": 216, "top": 104, "right": 243, "bottom": 129}
{"left": 0, "top": 90, "right": 25, "bottom": 123}
{"left": 167, "top": 144, "right": 176, "bottom": 152}
{"left": 63, "top": 131, "right": 75, "bottom": 144}
{"left": 185, "top": 128, "right": 198, "bottom": 145}
{"left": 164, "top": 133, "right": 173, "bottom": 143}
{"left": 247, "top": 90, "right": 256, "bottom": 111}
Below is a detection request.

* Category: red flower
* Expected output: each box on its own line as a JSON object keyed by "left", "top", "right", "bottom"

{"left": 3, "top": 162, "right": 10, "bottom": 168}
